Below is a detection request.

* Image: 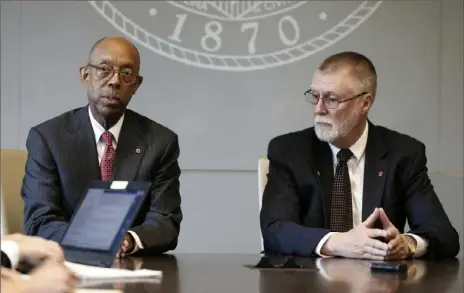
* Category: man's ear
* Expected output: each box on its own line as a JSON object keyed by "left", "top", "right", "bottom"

{"left": 79, "top": 64, "right": 89, "bottom": 84}
{"left": 361, "top": 93, "right": 373, "bottom": 115}
{"left": 134, "top": 75, "right": 143, "bottom": 91}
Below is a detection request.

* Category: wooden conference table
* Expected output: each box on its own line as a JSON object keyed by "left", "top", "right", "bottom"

{"left": 82, "top": 254, "right": 462, "bottom": 293}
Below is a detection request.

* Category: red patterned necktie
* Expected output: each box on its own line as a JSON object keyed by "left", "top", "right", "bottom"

{"left": 329, "top": 149, "right": 354, "bottom": 232}
{"left": 100, "top": 131, "right": 115, "bottom": 181}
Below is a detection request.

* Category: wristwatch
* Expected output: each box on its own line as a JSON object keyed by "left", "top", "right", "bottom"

{"left": 405, "top": 235, "right": 417, "bottom": 257}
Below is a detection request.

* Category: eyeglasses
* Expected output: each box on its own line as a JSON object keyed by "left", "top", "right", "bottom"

{"left": 304, "top": 89, "right": 367, "bottom": 109}
{"left": 87, "top": 64, "right": 138, "bottom": 85}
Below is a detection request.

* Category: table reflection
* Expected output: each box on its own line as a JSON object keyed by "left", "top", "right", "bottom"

{"left": 258, "top": 255, "right": 460, "bottom": 293}
{"left": 317, "top": 258, "right": 408, "bottom": 293}
{"left": 74, "top": 254, "right": 460, "bottom": 293}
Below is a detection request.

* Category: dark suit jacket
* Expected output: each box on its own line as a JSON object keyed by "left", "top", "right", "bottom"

{"left": 21, "top": 106, "right": 182, "bottom": 255}
{"left": 260, "top": 121, "right": 459, "bottom": 259}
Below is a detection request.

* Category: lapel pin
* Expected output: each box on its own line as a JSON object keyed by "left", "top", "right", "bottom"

{"left": 136, "top": 148, "right": 141, "bottom": 154}
{"left": 317, "top": 171, "right": 320, "bottom": 176}
{"left": 378, "top": 171, "right": 383, "bottom": 176}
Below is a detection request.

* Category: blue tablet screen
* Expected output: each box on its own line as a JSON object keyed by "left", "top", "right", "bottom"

{"left": 61, "top": 188, "right": 138, "bottom": 251}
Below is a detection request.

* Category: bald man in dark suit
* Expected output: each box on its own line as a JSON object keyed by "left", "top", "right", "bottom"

{"left": 21, "top": 36, "right": 182, "bottom": 256}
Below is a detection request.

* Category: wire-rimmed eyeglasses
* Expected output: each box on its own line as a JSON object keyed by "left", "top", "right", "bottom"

{"left": 304, "top": 89, "right": 367, "bottom": 109}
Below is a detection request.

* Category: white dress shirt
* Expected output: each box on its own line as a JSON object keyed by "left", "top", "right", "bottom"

{"left": 314, "top": 122, "right": 428, "bottom": 257}
{"left": 88, "top": 107, "right": 144, "bottom": 254}
{"left": 1, "top": 240, "right": 20, "bottom": 268}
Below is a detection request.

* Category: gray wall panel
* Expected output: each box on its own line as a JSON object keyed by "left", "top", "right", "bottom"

{"left": 1, "top": 0, "right": 462, "bottom": 255}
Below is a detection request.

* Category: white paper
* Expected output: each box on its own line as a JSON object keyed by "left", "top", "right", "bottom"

{"left": 20, "top": 262, "right": 161, "bottom": 288}
{"left": 74, "top": 289, "right": 123, "bottom": 293}
{"left": 65, "top": 261, "right": 163, "bottom": 280}
{"left": 79, "top": 276, "right": 161, "bottom": 288}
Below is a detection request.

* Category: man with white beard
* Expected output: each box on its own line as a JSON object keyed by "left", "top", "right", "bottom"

{"left": 260, "top": 51, "right": 459, "bottom": 260}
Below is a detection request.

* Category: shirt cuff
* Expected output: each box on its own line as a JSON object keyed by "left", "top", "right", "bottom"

{"left": 126, "top": 230, "right": 144, "bottom": 255}
{"left": 315, "top": 232, "right": 337, "bottom": 257}
{"left": 1, "top": 240, "right": 20, "bottom": 269}
{"left": 404, "top": 233, "right": 428, "bottom": 258}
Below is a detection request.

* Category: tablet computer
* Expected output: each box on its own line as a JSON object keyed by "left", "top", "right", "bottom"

{"left": 59, "top": 181, "right": 151, "bottom": 267}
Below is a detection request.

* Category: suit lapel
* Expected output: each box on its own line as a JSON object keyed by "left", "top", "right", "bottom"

{"left": 311, "top": 133, "right": 334, "bottom": 229}
{"left": 362, "top": 122, "right": 389, "bottom": 222}
{"left": 112, "top": 111, "right": 146, "bottom": 181}
{"left": 67, "top": 106, "right": 100, "bottom": 181}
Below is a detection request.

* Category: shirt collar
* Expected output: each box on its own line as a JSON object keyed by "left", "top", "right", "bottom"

{"left": 88, "top": 106, "right": 125, "bottom": 143}
{"left": 328, "top": 121, "right": 369, "bottom": 163}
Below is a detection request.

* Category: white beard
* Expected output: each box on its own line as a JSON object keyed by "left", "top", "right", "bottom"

{"left": 314, "top": 110, "right": 361, "bottom": 143}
